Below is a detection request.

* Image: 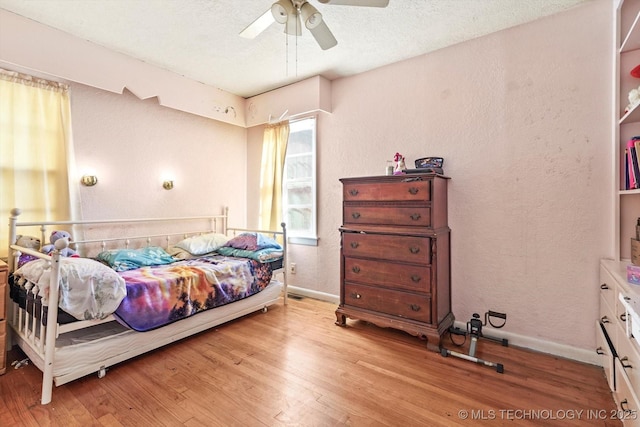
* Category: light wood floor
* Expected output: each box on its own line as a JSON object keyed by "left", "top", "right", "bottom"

{"left": 0, "top": 296, "right": 622, "bottom": 426}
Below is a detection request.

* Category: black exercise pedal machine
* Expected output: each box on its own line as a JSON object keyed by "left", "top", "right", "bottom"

{"left": 440, "top": 310, "right": 508, "bottom": 373}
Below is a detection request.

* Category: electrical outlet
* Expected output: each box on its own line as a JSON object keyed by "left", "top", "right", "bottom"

{"left": 290, "top": 263, "right": 296, "bottom": 274}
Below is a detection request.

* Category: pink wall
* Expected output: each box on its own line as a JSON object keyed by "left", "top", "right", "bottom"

{"left": 71, "top": 84, "right": 248, "bottom": 225}
{"left": 248, "top": 0, "right": 612, "bottom": 359}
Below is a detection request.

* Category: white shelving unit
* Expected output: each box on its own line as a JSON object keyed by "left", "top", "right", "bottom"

{"left": 615, "top": 0, "right": 640, "bottom": 261}
{"left": 599, "top": 2, "right": 640, "bottom": 425}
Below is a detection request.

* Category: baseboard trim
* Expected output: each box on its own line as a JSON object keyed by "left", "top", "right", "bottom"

{"left": 452, "top": 320, "right": 601, "bottom": 366}
{"left": 287, "top": 286, "right": 340, "bottom": 305}
{"left": 284, "top": 288, "right": 599, "bottom": 366}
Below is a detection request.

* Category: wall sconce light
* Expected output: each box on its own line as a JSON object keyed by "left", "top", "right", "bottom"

{"left": 81, "top": 175, "right": 98, "bottom": 186}
{"left": 163, "top": 180, "right": 174, "bottom": 190}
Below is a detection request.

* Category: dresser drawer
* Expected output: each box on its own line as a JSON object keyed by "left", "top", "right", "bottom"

{"left": 0, "top": 319, "right": 5, "bottom": 374}
{"left": 342, "top": 233, "right": 431, "bottom": 265}
{"left": 344, "top": 257, "right": 431, "bottom": 292}
{"left": 344, "top": 283, "right": 431, "bottom": 323}
{"left": 596, "top": 321, "right": 616, "bottom": 391}
{"left": 344, "top": 180, "right": 431, "bottom": 202}
{"left": 614, "top": 358, "right": 640, "bottom": 426}
{"left": 601, "top": 292, "right": 618, "bottom": 349}
{"left": 344, "top": 205, "right": 431, "bottom": 227}
{"left": 617, "top": 331, "right": 640, "bottom": 395}
{"left": 600, "top": 265, "right": 618, "bottom": 316}
{"left": 0, "top": 281, "right": 5, "bottom": 320}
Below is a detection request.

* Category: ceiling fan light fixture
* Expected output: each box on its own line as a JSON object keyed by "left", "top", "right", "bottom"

{"left": 271, "top": 0, "right": 293, "bottom": 24}
{"left": 300, "top": 2, "right": 323, "bottom": 29}
{"left": 284, "top": 10, "right": 302, "bottom": 36}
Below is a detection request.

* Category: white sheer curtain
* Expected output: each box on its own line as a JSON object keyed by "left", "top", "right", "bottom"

{"left": 0, "top": 68, "right": 77, "bottom": 258}
{"left": 258, "top": 121, "right": 289, "bottom": 231}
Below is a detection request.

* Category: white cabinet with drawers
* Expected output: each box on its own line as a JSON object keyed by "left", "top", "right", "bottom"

{"left": 598, "top": 260, "right": 640, "bottom": 426}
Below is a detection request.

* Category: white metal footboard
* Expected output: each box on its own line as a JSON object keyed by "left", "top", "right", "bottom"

{"left": 8, "top": 243, "right": 64, "bottom": 405}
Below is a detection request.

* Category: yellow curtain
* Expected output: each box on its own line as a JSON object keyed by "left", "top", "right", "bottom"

{"left": 0, "top": 69, "right": 75, "bottom": 258}
{"left": 259, "top": 121, "right": 289, "bottom": 231}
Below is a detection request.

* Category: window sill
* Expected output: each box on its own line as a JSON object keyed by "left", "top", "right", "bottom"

{"left": 287, "top": 236, "right": 318, "bottom": 247}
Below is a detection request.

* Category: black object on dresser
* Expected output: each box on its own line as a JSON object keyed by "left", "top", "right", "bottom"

{"left": 335, "top": 173, "right": 453, "bottom": 351}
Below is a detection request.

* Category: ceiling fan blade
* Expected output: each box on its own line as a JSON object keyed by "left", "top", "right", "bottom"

{"left": 317, "top": 0, "right": 389, "bottom": 7}
{"left": 309, "top": 20, "right": 337, "bottom": 50}
{"left": 239, "top": 8, "right": 275, "bottom": 39}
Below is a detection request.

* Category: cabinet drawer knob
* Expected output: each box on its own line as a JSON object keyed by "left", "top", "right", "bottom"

{"left": 352, "top": 266, "right": 361, "bottom": 273}
{"left": 620, "top": 399, "right": 631, "bottom": 413}
{"left": 350, "top": 292, "right": 361, "bottom": 299}
{"left": 408, "top": 187, "right": 419, "bottom": 195}
{"left": 601, "top": 316, "right": 610, "bottom": 324}
{"left": 596, "top": 347, "right": 605, "bottom": 355}
{"left": 351, "top": 212, "right": 361, "bottom": 219}
{"left": 620, "top": 356, "right": 633, "bottom": 369}
{"left": 410, "top": 304, "right": 421, "bottom": 311}
{"left": 409, "top": 246, "right": 420, "bottom": 254}
{"left": 600, "top": 283, "right": 609, "bottom": 290}
{"left": 349, "top": 189, "right": 359, "bottom": 196}
{"left": 350, "top": 241, "right": 360, "bottom": 249}
{"left": 411, "top": 275, "right": 421, "bottom": 283}
{"left": 410, "top": 213, "right": 421, "bottom": 221}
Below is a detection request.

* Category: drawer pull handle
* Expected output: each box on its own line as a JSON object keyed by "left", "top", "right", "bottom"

{"left": 410, "top": 213, "right": 421, "bottom": 221}
{"left": 600, "top": 283, "right": 609, "bottom": 290}
{"left": 410, "top": 304, "right": 421, "bottom": 311}
{"left": 352, "top": 212, "right": 361, "bottom": 219}
{"left": 352, "top": 266, "right": 361, "bottom": 273}
{"left": 596, "top": 347, "right": 605, "bottom": 355}
{"left": 620, "top": 399, "right": 630, "bottom": 412}
{"left": 620, "top": 357, "right": 633, "bottom": 369}
{"left": 349, "top": 189, "right": 359, "bottom": 196}
{"left": 411, "top": 275, "right": 421, "bottom": 283}
{"left": 624, "top": 296, "right": 631, "bottom": 301}
{"left": 409, "top": 246, "right": 420, "bottom": 254}
{"left": 408, "top": 187, "right": 419, "bottom": 195}
{"left": 350, "top": 242, "right": 360, "bottom": 249}
{"left": 620, "top": 313, "right": 627, "bottom": 322}
{"left": 350, "top": 292, "right": 361, "bottom": 299}
{"left": 601, "top": 316, "right": 610, "bottom": 324}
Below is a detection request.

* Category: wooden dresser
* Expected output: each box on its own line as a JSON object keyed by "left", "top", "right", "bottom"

{"left": 0, "top": 259, "right": 7, "bottom": 375}
{"left": 335, "top": 173, "right": 453, "bottom": 351}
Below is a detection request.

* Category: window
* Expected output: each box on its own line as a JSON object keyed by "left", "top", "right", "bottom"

{"left": 282, "top": 117, "right": 316, "bottom": 245}
{"left": 0, "top": 70, "right": 75, "bottom": 258}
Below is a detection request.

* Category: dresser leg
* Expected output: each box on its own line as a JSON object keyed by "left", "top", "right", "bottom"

{"left": 425, "top": 333, "right": 442, "bottom": 352}
{"left": 335, "top": 312, "right": 346, "bottom": 326}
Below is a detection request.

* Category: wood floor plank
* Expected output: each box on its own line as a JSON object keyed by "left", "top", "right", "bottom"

{"left": 0, "top": 297, "right": 622, "bottom": 426}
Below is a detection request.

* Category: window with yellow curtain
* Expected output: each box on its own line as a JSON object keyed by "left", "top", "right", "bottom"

{"left": 0, "top": 69, "right": 76, "bottom": 259}
{"left": 259, "top": 121, "right": 289, "bottom": 232}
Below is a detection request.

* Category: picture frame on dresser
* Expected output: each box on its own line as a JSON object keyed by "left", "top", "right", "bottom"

{"left": 335, "top": 173, "right": 452, "bottom": 352}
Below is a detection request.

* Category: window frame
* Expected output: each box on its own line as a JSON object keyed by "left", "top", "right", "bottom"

{"left": 282, "top": 116, "right": 317, "bottom": 246}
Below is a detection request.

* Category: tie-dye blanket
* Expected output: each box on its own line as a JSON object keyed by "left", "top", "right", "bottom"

{"left": 114, "top": 255, "right": 273, "bottom": 332}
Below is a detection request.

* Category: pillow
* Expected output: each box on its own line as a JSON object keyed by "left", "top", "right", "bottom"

{"left": 166, "top": 246, "right": 197, "bottom": 260}
{"left": 223, "top": 232, "right": 282, "bottom": 251}
{"left": 14, "top": 257, "right": 126, "bottom": 320}
{"left": 174, "top": 232, "right": 229, "bottom": 255}
{"left": 216, "top": 246, "right": 283, "bottom": 262}
{"left": 96, "top": 246, "right": 175, "bottom": 272}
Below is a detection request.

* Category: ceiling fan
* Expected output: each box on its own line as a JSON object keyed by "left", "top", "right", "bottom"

{"left": 240, "top": 0, "right": 389, "bottom": 50}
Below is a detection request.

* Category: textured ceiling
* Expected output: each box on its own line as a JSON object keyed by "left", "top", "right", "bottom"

{"left": 0, "top": 0, "right": 590, "bottom": 98}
